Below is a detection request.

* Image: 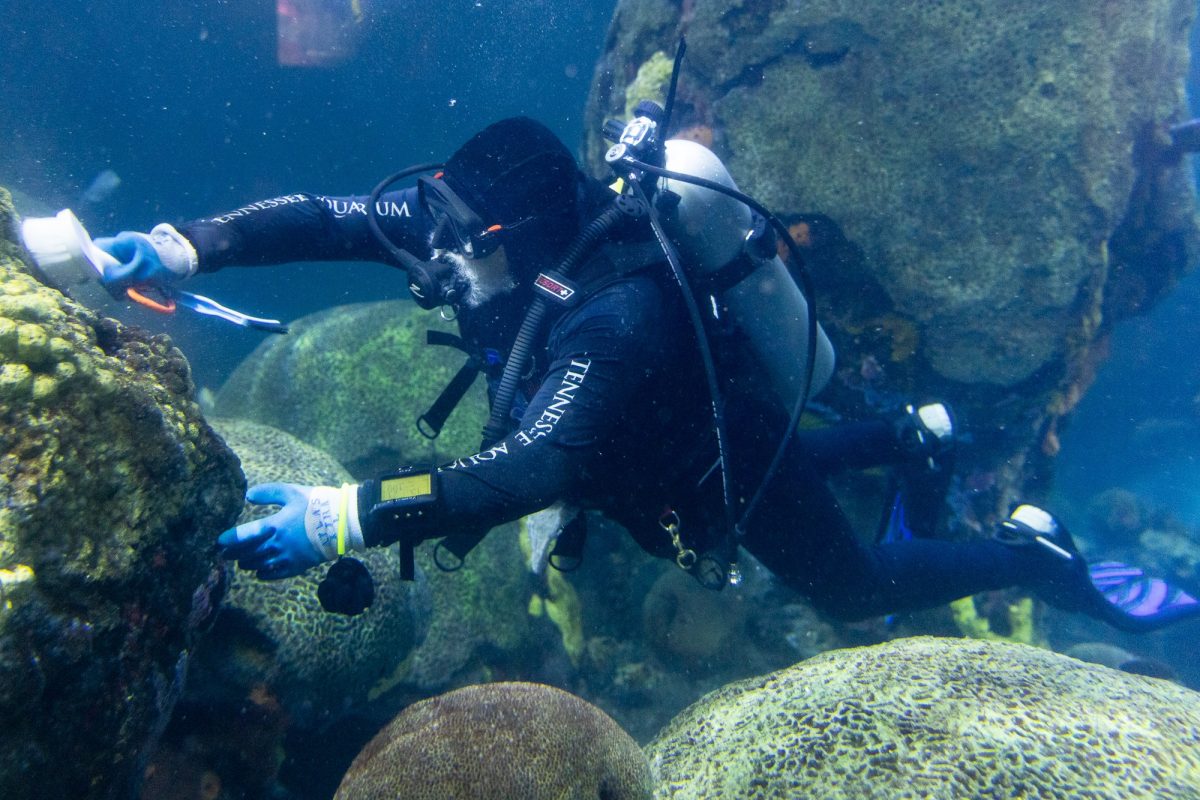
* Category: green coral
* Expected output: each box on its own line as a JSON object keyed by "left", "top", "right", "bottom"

{"left": 641, "top": 568, "right": 748, "bottom": 667}
{"left": 370, "top": 522, "right": 535, "bottom": 697}
{"left": 199, "top": 418, "right": 423, "bottom": 725}
{"left": 648, "top": 636, "right": 1200, "bottom": 798}
{"left": 624, "top": 50, "right": 673, "bottom": 119}
{"left": 706, "top": 0, "right": 1196, "bottom": 388}
{"left": 950, "top": 595, "right": 1041, "bottom": 646}
{"left": 0, "top": 186, "right": 244, "bottom": 799}
{"left": 214, "top": 300, "right": 488, "bottom": 478}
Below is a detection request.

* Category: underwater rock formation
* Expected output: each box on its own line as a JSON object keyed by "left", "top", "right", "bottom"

{"left": 1065, "top": 641, "right": 1180, "bottom": 682}
{"left": 335, "top": 682, "right": 652, "bottom": 799}
{"left": 1133, "top": 525, "right": 1200, "bottom": 583}
{"left": 370, "top": 519, "right": 535, "bottom": 695}
{"left": 646, "top": 636, "right": 1200, "bottom": 798}
{"left": 642, "top": 567, "right": 748, "bottom": 666}
{"left": 215, "top": 303, "right": 559, "bottom": 699}
{"left": 196, "top": 418, "right": 425, "bottom": 725}
{"left": 1086, "top": 487, "right": 1148, "bottom": 540}
{"left": 0, "top": 188, "right": 245, "bottom": 799}
{"left": 214, "top": 300, "right": 488, "bottom": 478}
{"left": 585, "top": 0, "right": 1200, "bottom": 521}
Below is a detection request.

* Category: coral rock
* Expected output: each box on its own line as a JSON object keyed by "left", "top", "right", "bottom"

{"left": 197, "top": 418, "right": 426, "bottom": 725}
{"left": 647, "top": 636, "right": 1200, "bottom": 799}
{"left": 213, "top": 300, "right": 487, "bottom": 479}
{"left": 335, "top": 682, "right": 652, "bottom": 800}
{"left": 0, "top": 187, "right": 244, "bottom": 799}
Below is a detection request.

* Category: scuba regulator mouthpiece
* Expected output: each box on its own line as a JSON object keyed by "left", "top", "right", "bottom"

{"left": 404, "top": 252, "right": 464, "bottom": 311}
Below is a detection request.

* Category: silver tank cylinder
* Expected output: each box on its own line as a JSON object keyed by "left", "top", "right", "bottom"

{"left": 657, "top": 138, "right": 836, "bottom": 410}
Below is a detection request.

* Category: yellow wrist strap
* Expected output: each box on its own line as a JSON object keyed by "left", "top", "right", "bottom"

{"left": 337, "top": 483, "right": 351, "bottom": 556}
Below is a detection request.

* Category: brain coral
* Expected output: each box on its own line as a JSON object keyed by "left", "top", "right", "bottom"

{"left": 200, "top": 418, "right": 425, "bottom": 724}
{"left": 0, "top": 188, "right": 244, "bottom": 798}
{"left": 642, "top": 567, "right": 748, "bottom": 666}
{"left": 335, "top": 682, "right": 652, "bottom": 799}
{"left": 213, "top": 300, "right": 488, "bottom": 478}
{"left": 646, "top": 636, "right": 1200, "bottom": 798}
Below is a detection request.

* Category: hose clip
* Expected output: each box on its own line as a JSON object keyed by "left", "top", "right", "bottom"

{"left": 659, "top": 508, "right": 697, "bottom": 571}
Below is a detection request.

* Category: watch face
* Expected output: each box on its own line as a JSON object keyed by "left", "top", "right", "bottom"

{"left": 380, "top": 473, "right": 433, "bottom": 503}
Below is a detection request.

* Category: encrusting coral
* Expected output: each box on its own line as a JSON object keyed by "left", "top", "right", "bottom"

{"left": 0, "top": 187, "right": 244, "bottom": 799}
{"left": 647, "top": 636, "right": 1200, "bottom": 798}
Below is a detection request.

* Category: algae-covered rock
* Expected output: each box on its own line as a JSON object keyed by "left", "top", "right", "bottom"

{"left": 647, "top": 636, "right": 1200, "bottom": 798}
{"left": 372, "top": 520, "right": 535, "bottom": 695}
{"left": 213, "top": 300, "right": 488, "bottom": 478}
{"left": 198, "top": 418, "right": 425, "bottom": 724}
{"left": 0, "top": 187, "right": 245, "bottom": 798}
{"left": 213, "top": 303, "right": 543, "bottom": 695}
{"left": 336, "top": 682, "right": 652, "bottom": 800}
{"left": 585, "top": 0, "right": 1200, "bottom": 520}
{"left": 641, "top": 567, "right": 748, "bottom": 667}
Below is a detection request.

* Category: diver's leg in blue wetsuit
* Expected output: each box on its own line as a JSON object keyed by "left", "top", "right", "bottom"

{"left": 742, "top": 455, "right": 1200, "bottom": 631}
{"left": 793, "top": 404, "right": 955, "bottom": 541}
{"left": 795, "top": 403, "right": 954, "bottom": 474}
{"left": 792, "top": 419, "right": 903, "bottom": 474}
{"left": 741, "top": 448, "right": 1026, "bottom": 620}
{"left": 995, "top": 505, "right": 1200, "bottom": 633}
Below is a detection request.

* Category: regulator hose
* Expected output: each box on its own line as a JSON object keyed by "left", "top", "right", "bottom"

{"left": 480, "top": 201, "right": 630, "bottom": 447}
{"left": 366, "top": 162, "right": 443, "bottom": 266}
{"left": 619, "top": 156, "right": 820, "bottom": 539}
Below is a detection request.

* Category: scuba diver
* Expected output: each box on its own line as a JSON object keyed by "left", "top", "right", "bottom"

{"left": 93, "top": 114, "right": 1198, "bottom": 633}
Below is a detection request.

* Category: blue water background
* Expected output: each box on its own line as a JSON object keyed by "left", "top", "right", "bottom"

{"left": 0, "top": 0, "right": 615, "bottom": 387}
{"left": 1052, "top": 14, "right": 1200, "bottom": 532}
{"left": 2, "top": 3, "right": 1200, "bottom": 792}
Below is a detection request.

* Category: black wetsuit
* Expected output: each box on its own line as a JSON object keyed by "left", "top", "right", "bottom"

{"left": 181, "top": 184, "right": 1033, "bottom": 620}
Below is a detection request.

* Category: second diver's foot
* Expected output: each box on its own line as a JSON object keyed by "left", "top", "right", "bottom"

{"left": 994, "top": 503, "right": 1090, "bottom": 610}
{"left": 879, "top": 402, "right": 957, "bottom": 543}
{"left": 995, "top": 504, "right": 1080, "bottom": 561}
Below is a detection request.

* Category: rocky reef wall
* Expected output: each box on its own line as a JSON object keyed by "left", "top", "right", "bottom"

{"left": 0, "top": 188, "right": 245, "bottom": 799}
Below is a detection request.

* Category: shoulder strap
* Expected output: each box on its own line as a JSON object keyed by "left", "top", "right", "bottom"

{"left": 419, "top": 240, "right": 667, "bottom": 438}
{"left": 574, "top": 240, "right": 667, "bottom": 295}
{"left": 418, "top": 330, "right": 482, "bottom": 439}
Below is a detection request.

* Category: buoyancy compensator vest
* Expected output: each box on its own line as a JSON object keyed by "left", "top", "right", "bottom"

{"left": 597, "top": 37, "right": 838, "bottom": 587}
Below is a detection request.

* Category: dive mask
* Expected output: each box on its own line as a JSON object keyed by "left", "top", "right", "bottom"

{"left": 418, "top": 174, "right": 506, "bottom": 259}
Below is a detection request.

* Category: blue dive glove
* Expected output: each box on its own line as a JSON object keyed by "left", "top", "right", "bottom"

{"left": 217, "top": 482, "right": 365, "bottom": 580}
{"left": 93, "top": 223, "right": 198, "bottom": 296}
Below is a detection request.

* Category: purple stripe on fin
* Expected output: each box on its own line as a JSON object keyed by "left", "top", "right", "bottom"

{"left": 1090, "top": 563, "right": 1143, "bottom": 581}
{"left": 1171, "top": 589, "right": 1198, "bottom": 608}
{"left": 1127, "top": 580, "right": 1169, "bottom": 617}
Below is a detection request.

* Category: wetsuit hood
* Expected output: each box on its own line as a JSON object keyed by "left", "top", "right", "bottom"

{"left": 442, "top": 116, "right": 582, "bottom": 274}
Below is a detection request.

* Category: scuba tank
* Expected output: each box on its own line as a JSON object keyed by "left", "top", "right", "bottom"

{"left": 656, "top": 138, "right": 835, "bottom": 411}
{"left": 602, "top": 36, "right": 837, "bottom": 581}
